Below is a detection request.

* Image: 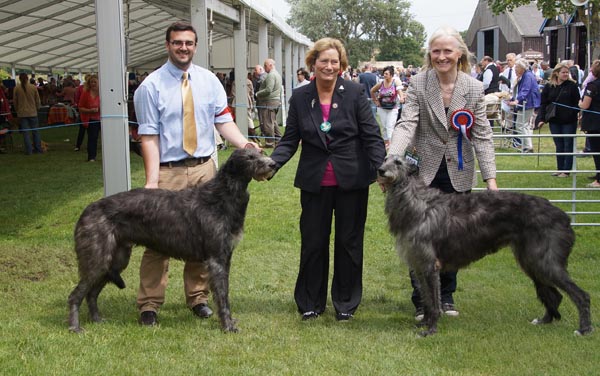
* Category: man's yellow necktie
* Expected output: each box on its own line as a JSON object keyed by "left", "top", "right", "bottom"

{"left": 182, "top": 72, "right": 197, "bottom": 155}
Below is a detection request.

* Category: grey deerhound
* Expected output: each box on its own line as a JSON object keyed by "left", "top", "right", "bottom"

{"left": 377, "top": 155, "right": 592, "bottom": 337}
{"left": 68, "top": 148, "right": 276, "bottom": 333}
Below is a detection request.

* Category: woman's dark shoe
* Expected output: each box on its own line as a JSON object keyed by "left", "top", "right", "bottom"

{"left": 301, "top": 311, "right": 319, "bottom": 321}
{"left": 335, "top": 312, "right": 353, "bottom": 322}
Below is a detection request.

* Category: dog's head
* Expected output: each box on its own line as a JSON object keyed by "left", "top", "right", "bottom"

{"left": 377, "top": 154, "right": 419, "bottom": 188}
{"left": 227, "top": 148, "right": 277, "bottom": 181}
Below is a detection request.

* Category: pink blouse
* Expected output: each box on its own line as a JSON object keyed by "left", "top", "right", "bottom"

{"left": 320, "top": 103, "right": 338, "bottom": 186}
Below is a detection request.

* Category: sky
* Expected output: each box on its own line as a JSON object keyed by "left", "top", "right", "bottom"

{"left": 270, "top": 0, "right": 480, "bottom": 42}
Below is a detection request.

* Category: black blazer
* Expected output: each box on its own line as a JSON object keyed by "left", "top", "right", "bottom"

{"left": 271, "top": 77, "right": 385, "bottom": 194}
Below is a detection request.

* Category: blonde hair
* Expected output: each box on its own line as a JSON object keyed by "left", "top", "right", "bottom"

{"left": 84, "top": 74, "right": 98, "bottom": 91}
{"left": 305, "top": 38, "right": 348, "bottom": 73}
{"left": 548, "top": 62, "right": 575, "bottom": 87}
{"left": 425, "top": 26, "right": 471, "bottom": 74}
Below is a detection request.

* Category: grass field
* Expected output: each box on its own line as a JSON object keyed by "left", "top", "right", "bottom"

{"left": 0, "top": 125, "right": 598, "bottom": 375}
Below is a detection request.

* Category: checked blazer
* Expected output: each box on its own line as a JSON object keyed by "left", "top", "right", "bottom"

{"left": 271, "top": 77, "right": 386, "bottom": 194}
{"left": 389, "top": 70, "right": 496, "bottom": 192}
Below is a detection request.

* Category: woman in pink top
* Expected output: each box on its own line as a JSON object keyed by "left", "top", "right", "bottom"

{"left": 270, "top": 38, "right": 385, "bottom": 322}
{"left": 78, "top": 74, "right": 101, "bottom": 162}
{"left": 371, "top": 65, "right": 405, "bottom": 148}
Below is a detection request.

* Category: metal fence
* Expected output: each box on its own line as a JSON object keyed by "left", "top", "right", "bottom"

{"left": 478, "top": 104, "right": 599, "bottom": 227}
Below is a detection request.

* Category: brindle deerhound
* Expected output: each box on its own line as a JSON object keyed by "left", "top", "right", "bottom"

{"left": 377, "top": 154, "right": 592, "bottom": 337}
{"left": 68, "top": 148, "right": 276, "bottom": 333}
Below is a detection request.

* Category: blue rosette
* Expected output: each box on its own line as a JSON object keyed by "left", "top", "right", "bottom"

{"left": 450, "top": 109, "right": 474, "bottom": 171}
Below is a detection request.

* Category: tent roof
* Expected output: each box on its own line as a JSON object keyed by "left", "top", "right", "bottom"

{"left": 0, "top": 0, "right": 310, "bottom": 72}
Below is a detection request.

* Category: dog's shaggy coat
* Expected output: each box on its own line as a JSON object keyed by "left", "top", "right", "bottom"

{"left": 378, "top": 155, "right": 592, "bottom": 336}
{"left": 68, "top": 148, "right": 276, "bottom": 333}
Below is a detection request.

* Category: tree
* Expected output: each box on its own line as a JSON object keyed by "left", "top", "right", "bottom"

{"left": 487, "top": 0, "right": 600, "bottom": 62}
{"left": 286, "top": 0, "right": 426, "bottom": 67}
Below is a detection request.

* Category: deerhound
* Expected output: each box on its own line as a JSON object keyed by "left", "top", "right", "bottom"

{"left": 68, "top": 148, "right": 276, "bottom": 333}
{"left": 377, "top": 154, "right": 592, "bottom": 337}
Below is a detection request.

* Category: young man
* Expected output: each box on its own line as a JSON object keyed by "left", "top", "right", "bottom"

{"left": 133, "top": 21, "right": 259, "bottom": 326}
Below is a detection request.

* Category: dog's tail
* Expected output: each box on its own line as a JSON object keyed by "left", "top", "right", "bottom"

{"left": 107, "top": 269, "right": 126, "bottom": 289}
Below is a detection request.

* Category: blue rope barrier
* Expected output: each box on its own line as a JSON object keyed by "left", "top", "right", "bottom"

{"left": 3, "top": 119, "right": 139, "bottom": 133}
{"left": 553, "top": 102, "right": 600, "bottom": 115}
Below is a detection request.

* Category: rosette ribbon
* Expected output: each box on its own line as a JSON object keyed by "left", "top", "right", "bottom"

{"left": 450, "top": 109, "right": 474, "bottom": 171}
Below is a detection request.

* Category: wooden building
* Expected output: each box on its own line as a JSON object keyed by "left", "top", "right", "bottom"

{"left": 540, "top": 12, "right": 588, "bottom": 68}
{"left": 465, "top": 0, "right": 544, "bottom": 62}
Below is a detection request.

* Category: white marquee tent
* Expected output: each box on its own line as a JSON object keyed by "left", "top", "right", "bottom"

{"left": 1, "top": 0, "right": 311, "bottom": 196}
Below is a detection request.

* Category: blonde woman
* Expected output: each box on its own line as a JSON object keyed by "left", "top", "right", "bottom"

{"left": 78, "top": 74, "right": 101, "bottom": 161}
{"left": 388, "top": 26, "right": 498, "bottom": 320}
{"left": 535, "top": 62, "right": 580, "bottom": 176}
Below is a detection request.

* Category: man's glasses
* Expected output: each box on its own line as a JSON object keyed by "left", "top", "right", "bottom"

{"left": 170, "top": 40, "right": 196, "bottom": 47}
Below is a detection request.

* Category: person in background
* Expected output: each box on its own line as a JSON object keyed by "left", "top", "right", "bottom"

{"left": 270, "top": 37, "right": 385, "bottom": 322}
{"left": 506, "top": 58, "right": 541, "bottom": 153}
{"left": 370, "top": 65, "right": 404, "bottom": 149}
{"left": 57, "top": 76, "right": 77, "bottom": 104}
{"left": 255, "top": 58, "right": 283, "bottom": 148}
{"left": 78, "top": 74, "right": 101, "bottom": 162}
{"left": 46, "top": 77, "right": 58, "bottom": 105}
{"left": 359, "top": 63, "right": 378, "bottom": 116}
{"left": 296, "top": 68, "right": 310, "bottom": 89}
{"left": 567, "top": 60, "right": 579, "bottom": 83}
{"left": 133, "top": 21, "right": 260, "bottom": 327}
{"left": 13, "top": 73, "right": 43, "bottom": 155}
{"left": 74, "top": 74, "right": 89, "bottom": 152}
{"left": 480, "top": 56, "right": 500, "bottom": 95}
{"left": 531, "top": 63, "right": 543, "bottom": 83}
{"left": 541, "top": 61, "right": 553, "bottom": 83}
{"left": 246, "top": 72, "right": 258, "bottom": 142}
{"left": 499, "top": 53, "right": 517, "bottom": 94}
{"left": 0, "top": 83, "right": 13, "bottom": 153}
{"left": 536, "top": 62, "right": 580, "bottom": 177}
{"left": 579, "top": 60, "right": 600, "bottom": 188}
{"left": 388, "top": 26, "right": 498, "bottom": 321}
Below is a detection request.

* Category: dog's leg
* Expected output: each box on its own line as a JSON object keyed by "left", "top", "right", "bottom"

{"left": 552, "top": 275, "right": 593, "bottom": 336}
{"left": 68, "top": 282, "right": 90, "bottom": 333}
{"left": 520, "top": 242, "right": 593, "bottom": 335}
{"left": 86, "top": 279, "right": 109, "bottom": 323}
{"left": 530, "top": 279, "right": 562, "bottom": 325}
{"left": 207, "top": 257, "right": 238, "bottom": 333}
{"left": 414, "top": 264, "right": 441, "bottom": 336}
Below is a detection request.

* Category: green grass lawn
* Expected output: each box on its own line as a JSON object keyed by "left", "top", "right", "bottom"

{"left": 0, "top": 125, "right": 598, "bottom": 375}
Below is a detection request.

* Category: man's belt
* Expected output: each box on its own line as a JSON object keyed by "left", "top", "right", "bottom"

{"left": 159, "top": 156, "right": 211, "bottom": 168}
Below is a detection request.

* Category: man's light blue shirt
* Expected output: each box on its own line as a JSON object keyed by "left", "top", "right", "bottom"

{"left": 134, "top": 60, "right": 233, "bottom": 162}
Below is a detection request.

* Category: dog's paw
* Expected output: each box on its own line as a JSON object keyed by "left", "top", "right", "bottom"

{"left": 574, "top": 326, "right": 593, "bottom": 336}
{"left": 418, "top": 328, "right": 437, "bottom": 337}
{"left": 221, "top": 318, "right": 239, "bottom": 333}
{"left": 68, "top": 326, "right": 84, "bottom": 334}
{"left": 223, "top": 325, "right": 239, "bottom": 333}
{"left": 90, "top": 315, "right": 104, "bottom": 323}
{"left": 530, "top": 318, "right": 541, "bottom": 325}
